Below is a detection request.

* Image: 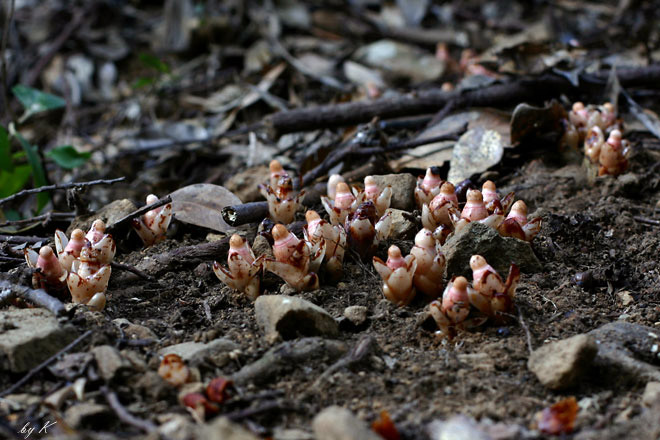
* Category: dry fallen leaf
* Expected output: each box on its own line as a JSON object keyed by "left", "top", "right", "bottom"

{"left": 168, "top": 183, "right": 242, "bottom": 233}
{"left": 448, "top": 127, "right": 504, "bottom": 184}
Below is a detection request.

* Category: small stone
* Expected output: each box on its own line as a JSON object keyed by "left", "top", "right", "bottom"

{"left": 427, "top": 415, "right": 491, "bottom": 440}
{"left": 133, "top": 370, "right": 173, "bottom": 400}
{"left": 158, "top": 338, "right": 239, "bottom": 367}
{"left": 387, "top": 208, "right": 417, "bottom": 240}
{"left": 313, "top": 406, "right": 381, "bottom": 440}
{"left": 224, "top": 165, "right": 269, "bottom": 203}
{"left": 344, "top": 306, "right": 368, "bottom": 326}
{"left": 158, "top": 413, "right": 198, "bottom": 440}
{"left": 528, "top": 334, "right": 597, "bottom": 390}
{"left": 202, "top": 416, "right": 260, "bottom": 440}
{"left": 255, "top": 295, "right": 339, "bottom": 340}
{"left": 252, "top": 234, "right": 274, "bottom": 259}
{"left": 642, "top": 382, "right": 660, "bottom": 407}
{"left": 91, "top": 345, "right": 130, "bottom": 381}
{"left": 67, "top": 199, "right": 137, "bottom": 235}
{"left": 0, "top": 308, "right": 77, "bottom": 373}
{"left": 113, "top": 318, "right": 157, "bottom": 340}
{"left": 64, "top": 403, "right": 110, "bottom": 429}
{"left": 367, "top": 174, "right": 417, "bottom": 211}
{"left": 442, "top": 221, "right": 542, "bottom": 278}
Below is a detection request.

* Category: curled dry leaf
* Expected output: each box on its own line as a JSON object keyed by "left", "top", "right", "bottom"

{"left": 535, "top": 396, "right": 578, "bottom": 435}
{"left": 168, "top": 183, "right": 242, "bottom": 233}
{"left": 448, "top": 127, "right": 505, "bottom": 184}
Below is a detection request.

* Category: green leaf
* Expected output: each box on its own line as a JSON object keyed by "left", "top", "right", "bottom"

{"left": 46, "top": 145, "right": 91, "bottom": 169}
{"left": 15, "top": 133, "right": 49, "bottom": 212}
{"left": 12, "top": 85, "right": 66, "bottom": 118}
{"left": 139, "top": 53, "right": 169, "bottom": 74}
{"left": 0, "top": 126, "right": 12, "bottom": 172}
{"left": 132, "top": 77, "right": 156, "bottom": 89}
{"left": 0, "top": 165, "right": 32, "bottom": 198}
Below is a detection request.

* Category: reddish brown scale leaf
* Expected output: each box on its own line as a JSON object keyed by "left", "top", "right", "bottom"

{"left": 182, "top": 392, "right": 219, "bottom": 417}
{"left": 536, "top": 396, "right": 578, "bottom": 435}
{"left": 371, "top": 410, "right": 400, "bottom": 440}
{"left": 206, "top": 377, "right": 233, "bottom": 404}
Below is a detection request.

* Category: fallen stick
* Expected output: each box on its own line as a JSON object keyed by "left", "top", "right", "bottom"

{"left": 262, "top": 65, "right": 660, "bottom": 135}
{"left": 101, "top": 386, "right": 157, "bottom": 434}
{"left": 0, "top": 279, "right": 66, "bottom": 317}
{"left": 0, "top": 330, "right": 92, "bottom": 397}
{"left": 110, "top": 261, "right": 157, "bottom": 282}
{"left": 0, "top": 177, "right": 126, "bottom": 207}
{"left": 221, "top": 202, "right": 269, "bottom": 227}
{"left": 106, "top": 195, "right": 172, "bottom": 234}
{"left": 0, "top": 235, "right": 49, "bottom": 244}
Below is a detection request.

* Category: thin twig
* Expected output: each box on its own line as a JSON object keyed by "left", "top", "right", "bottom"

{"left": 101, "top": 386, "right": 157, "bottom": 434}
{"left": 0, "top": 279, "right": 66, "bottom": 317}
{"left": 0, "top": 234, "right": 48, "bottom": 244}
{"left": 633, "top": 216, "right": 660, "bottom": 226}
{"left": 0, "top": 177, "right": 125, "bottom": 207}
{"left": 106, "top": 195, "right": 171, "bottom": 233}
{"left": 0, "top": 330, "right": 92, "bottom": 397}
{"left": 110, "top": 261, "right": 157, "bottom": 282}
{"left": 0, "top": 212, "right": 75, "bottom": 228}
{"left": 224, "top": 400, "right": 293, "bottom": 421}
{"left": 517, "top": 308, "right": 534, "bottom": 355}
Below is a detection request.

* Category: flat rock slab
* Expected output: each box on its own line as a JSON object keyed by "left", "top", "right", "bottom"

{"left": 528, "top": 334, "right": 598, "bottom": 390}
{"left": 367, "top": 174, "right": 417, "bottom": 211}
{"left": 588, "top": 321, "right": 660, "bottom": 384}
{"left": 0, "top": 308, "right": 77, "bottom": 373}
{"left": 442, "top": 221, "right": 542, "bottom": 278}
{"left": 313, "top": 406, "right": 382, "bottom": 440}
{"left": 158, "top": 338, "right": 239, "bottom": 367}
{"left": 255, "top": 295, "right": 339, "bottom": 340}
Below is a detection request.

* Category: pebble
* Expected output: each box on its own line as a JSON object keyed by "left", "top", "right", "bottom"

{"left": 528, "top": 334, "right": 598, "bottom": 390}
{"left": 642, "top": 382, "right": 660, "bottom": 407}
{"left": 386, "top": 208, "right": 417, "bottom": 240}
{"left": 91, "top": 345, "right": 130, "bottom": 381}
{"left": 313, "top": 406, "right": 381, "bottom": 440}
{"left": 344, "top": 306, "right": 368, "bottom": 327}
{"left": 366, "top": 174, "right": 417, "bottom": 211}
{"left": 113, "top": 318, "right": 158, "bottom": 340}
{"left": 255, "top": 295, "right": 339, "bottom": 341}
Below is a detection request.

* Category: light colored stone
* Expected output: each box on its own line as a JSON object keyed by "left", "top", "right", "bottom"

{"left": 642, "top": 382, "right": 660, "bottom": 407}
{"left": 313, "top": 406, "right": 381, "bottom": 440}
{"left": 91, "top": 345, "right": 130, "bottom": 381}
{"left": 64, "top": 403, "right": 110, "bottom": 429}
{"left": 255, "top": 295, "right": 338, "bottom": 340}
{"left": 203, "top": 416, "right": 260, "bottom": 440}
{"left": 158, "top": 338, "right": 239, "bottom": 367}
{"left": 252, "top": 234, "right": 274, "bottom": 259}
{"left": 427, "top": 415, "right": 491, "bottom": 440}
{"left": 442, "top": 221, "right": 542, "bottom": 278}
{"left": 528, "top": 334, "right": 597, "bottom": 390}
{"left": 387, "top": 208, "right": 417, "bottom": 240}
{"left": 112, "top": 318, "right": 157, "bottom": 340}
{"left": 0, "top": 308, "right": 77, "bottom": 372}
{"left": 344, "top": 306, "right": 368, "bottom": 327}
{"left": 367, "top": 174, "right": 417, "bottom": 211}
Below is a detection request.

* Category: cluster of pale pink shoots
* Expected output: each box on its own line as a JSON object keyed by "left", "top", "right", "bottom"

{"left": 562, "top": 101, "right": 630, "bottom": 176}
{"left": 215, "top": 161, "right": 538, "bottom": 336}
{"left": 23, "top": 195, "right": 172, "bottom": 311}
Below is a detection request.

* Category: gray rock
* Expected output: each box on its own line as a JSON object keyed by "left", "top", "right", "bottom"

{"left": 64, "top": 403, "right": 110, "bottom": 429}
{"left": 255, "top": 295, "right": 338, "bottom": 340}
{"left": 588, "top": 321, "right": 660, "bottom": 384}
{"left": 0, "top": 308, "right": 77, "bottom": 372}
{"left": 387, "top": 208, "right": 417, "bottom": 240}
{"left": 91, "top": 345, "right": 130, "bottom": 381}
{"left": 442, "top": 221, "right": 542, "bottom": 278}
{"left": 313, "top": 406, "right": 381, "bottom": 440}
{"left": 344, "top": 306, "right": 368, "bottom": 326}
{"left": 158, "top": 338, "right": 239, "bottom": 367}
{"left": 528, "top": 334, "right": 598, "bottom": 390}
{"left": 642, "top": 382, "right": 660, "bottom": 407}
{"left": 202, "top": 416, "right": 260, "bottom": 440}
{"left": 367, "top": 174, "right": 417, "bottom": 211}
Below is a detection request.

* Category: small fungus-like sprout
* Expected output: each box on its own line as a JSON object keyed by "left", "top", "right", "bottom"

{"left": 373, "top": 245, "right": 417, "bottom": 307}
{"left": 132, "top": 194, "right": 173, "bottom": 246}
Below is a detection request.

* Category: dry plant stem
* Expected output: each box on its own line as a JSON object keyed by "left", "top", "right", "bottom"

{"left": 263, "top": 65, "right": 660, "bottom": 135}
{"left": 222, "top": 202, "right": 270, "bottom": 227}
{"left": 0, "top": 279, "right": 66, "bottom": 317}
{"left": 0, "top": 234, "right": 48, "bottom": 244}
{"left": 106, "top": 194, "right": 171, "bottom": 233}
{"left": 0, "top": 177, "right": 126, "bottom": 207}
{"left": 0, "top": 330, "right": 92, "bottom": 397}
{"left": 0, "top": 0, "right": 16, "bottom": 121}
{"left": 150, "top": 238, "right": 230, "bottom": 275}
{"left": 110, "top": 261, "right": 157, "bottom": 282}
{"left": 0, "top": 212, "right": 75, "bottom": 228}
{"left": 518, "top": 308, "right": 534, "bottom": 355}
{"left": 309, "top": 335, "right": 375, "bottom": 391}
{"left": 633, "top": 216, "right": 660, "bottom": 226}
{"left": 101, "top": 386, "right": 158, "bottom": 434}
{"left": 224, "top": 400, "right": 293, "bottom": 422}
